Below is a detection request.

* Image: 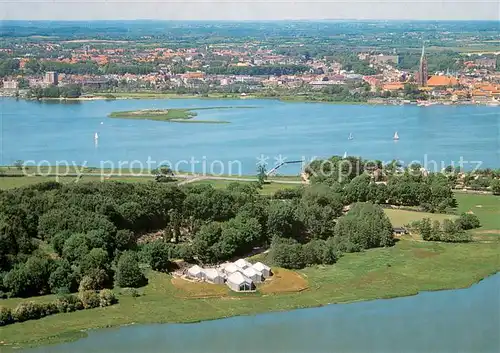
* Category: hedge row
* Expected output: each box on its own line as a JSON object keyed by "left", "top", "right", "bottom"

{"left": 0, "top": 289, "right": 117, "bottom": 326}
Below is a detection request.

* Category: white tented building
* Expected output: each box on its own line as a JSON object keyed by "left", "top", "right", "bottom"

{"left": 204, "top": 268, "right": 225, "bottom": 285}
{"left": 187, "top": 265, "right": 204, "bottom": 280}
{"left": 234, "top": 258, "right": 252, "bottom": 269}
{"left": 226, "top": 272, "right": 255, "bottom": 292}
{"left": 242, "top": 267, "right": 263, "bottom": 283}
{"left": 221, "top": 262, "right": 243, "bottom": 276}
{"left": 252, "top": 262, "right": 272, "bottom": 278}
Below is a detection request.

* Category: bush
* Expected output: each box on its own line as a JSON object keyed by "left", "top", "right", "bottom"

{"left": 40, "top": 302, "right": 59, "bottom": 317}
{"left": 78, "top": 269, "right": 110, "bottom": 291}
{"left": 12, "top": 301, "right": 43, "bottom": 322}
{"left": 0, "top": 306, "right": 13, "bottom": 326}
{"left": 99, "top": 289, "right": 117, "bottom": 307}
{"left": 455, "top": 213, "right": 481, "bottom": 230}
{"left": 78, "top": 290, "right": 100, "bottom": 309}
{"left": 55, "top": 294, "right": 83, "bottom": 313}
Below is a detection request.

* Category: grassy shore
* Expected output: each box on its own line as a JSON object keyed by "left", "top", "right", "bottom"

{"left": 0, "top": 239, "right": 498, "bottom": 349}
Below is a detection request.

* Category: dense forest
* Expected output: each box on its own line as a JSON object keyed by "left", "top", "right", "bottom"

{"left": 0, "top": 156, "right": 481, "bottom": 303}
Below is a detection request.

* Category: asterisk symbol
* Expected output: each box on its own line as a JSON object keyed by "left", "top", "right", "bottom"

{"left": 256, "top": 154, "right": 269, "bottom": 166}
{"left": 273, "top": 154, "right": 288, "bottom": 167}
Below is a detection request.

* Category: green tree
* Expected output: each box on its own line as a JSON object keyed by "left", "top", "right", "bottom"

{"left": 270, "top": 238, "right": 305, "bottom": 269}
{"left": 147, "top": 241, "right": 172, "bottom": 272}
{"left": 256, "top": 164, "right": 267, "bottom": 187}
{"left": 49, "top": 259, "right": 77, "bottom": 293}
{"left": 417, "top": 218, "right": 433, "bottom": 241}
{"left": 62, "top": 233, "right": 91, "bottom": 263}
{"left": 491, "top": 179, "right": 500, "bottom": 195}
{"left": 115, "top": 252, "right": 147, "bottom": 288}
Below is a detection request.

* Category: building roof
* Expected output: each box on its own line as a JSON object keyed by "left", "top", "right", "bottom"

{"left": 204, "top": 268, "right": 224, "bottom": 279}
{"left": 188, "top": 265, "right": 203, "bottom": 275}
{"left": 242, "top": 267, "right": 262, "bottom": 278}
{"left": 223, "top": 263, "right": 243, "bottom": 274}
{"left": 427, "top": 75, "right": 459, "bottom": 87}
{"left": 252, "top": 262, "right": 271, "bottom": 272}
{"left": 227, "top": 272, "right": 253, "bottom": 286}
{"left": 234, "top": 259, "right": 251, "bottom": 269}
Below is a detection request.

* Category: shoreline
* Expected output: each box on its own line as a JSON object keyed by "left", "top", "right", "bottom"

{"left": 2, "top": 94, "right": 496, "bottom": 106}
{"left": 2, "top": 266, "right": 498, "bottom": 350}
{"left": 1, "top": 239, "right": 499, "bottom": 349}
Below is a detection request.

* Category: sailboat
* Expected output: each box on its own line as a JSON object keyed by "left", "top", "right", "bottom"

{"left": 348, "top": 133, "right": 353, "bottom": 140}
{"left": 393, "top": 131, "right": 399, "bottom": 141}
{"left": 94, "top": 132, "right": 99, "bottom": 140}
{"left": 343, "top": 151, "right": 347, "bottom": 159}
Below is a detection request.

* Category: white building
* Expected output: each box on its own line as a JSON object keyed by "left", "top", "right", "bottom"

{"left": 242, "top": 267, "right": 263, "bottom": 283}
{"left": 234, "top": 258, "right": 251, "bottom": 269}
{"left": 204, "top": 268, "right": 225, "bottom": 285}
{"left": 226, "top": 272, "right": 255, "bottom": 292}
{"left": 187, "top": 265, "right": 204, "bottom": 280}
{"left": 221, "top": 262, "right": 244, "bottom": 275}
{"left": 252, "top": 262, "right": 272, "bottom": 278}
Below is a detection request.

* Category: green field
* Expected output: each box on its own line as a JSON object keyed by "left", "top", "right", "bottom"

{"left": 1, "top": 239, "right": 498, "bottom": 348}
{"left": 383, "top": 208, "right": 457, "bottom": 227}
{"left": 455, "top": 193, "right": 500, "bottom": 236}
{"left": 191, "top": 179, "right": 300, "bottom": 195}
{"left": 0, "top": 176, "right": 153, "bottom": 189}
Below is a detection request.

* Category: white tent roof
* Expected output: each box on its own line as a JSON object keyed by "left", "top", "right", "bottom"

{"left": 204, "top": 268, "right": 224, "bottom": 279}
{"left": 243, "top": 267, "right": 262, "bottom": 278}
{"left": 252, "top": 262, "right": 270, "bottom": 272}
{"left": 227, "top": 272, "right": 252, "bottom": 286}
{"left": 188, "top": 265, "right": 203, "bottom": 275}
{"left": 223, "top": 263, "right": 243, "bottom": 274}
{"left": 234, "top": 258, "right": 251, "bottom": 268}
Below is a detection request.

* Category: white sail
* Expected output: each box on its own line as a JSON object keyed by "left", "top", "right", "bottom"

{"left": 94, "top": 132, "right": 99, "bottom": 140}
{"left": 343, "top": 151, "right": 347, "bottom": 158}
{"left": 348, "top": 133, "right": 353, "bottom": 140}
{"left": 393, "top": 131, "right": 399, "bottom": 140}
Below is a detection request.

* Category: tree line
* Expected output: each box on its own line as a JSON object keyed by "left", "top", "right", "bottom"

{"left": 0, "top": 156, "right": 474, "bottom": 300}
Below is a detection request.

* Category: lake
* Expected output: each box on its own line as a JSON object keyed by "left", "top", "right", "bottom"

{"left": 24, "top": 273, "right": 500, "bottom": 353}
{"left": 2, "top": 98, "right": 499, "bottom": 174}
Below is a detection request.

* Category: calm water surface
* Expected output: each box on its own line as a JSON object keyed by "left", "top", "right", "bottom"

{"left": 24, "top": 274, "right": 500, "bottom": 353}
{"left": 2, "top": 98, "right": 499, "bottom": 173}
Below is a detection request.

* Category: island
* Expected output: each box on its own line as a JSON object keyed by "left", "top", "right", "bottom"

{"left": 108, "top": 107, "right": 257, "bottom": 124}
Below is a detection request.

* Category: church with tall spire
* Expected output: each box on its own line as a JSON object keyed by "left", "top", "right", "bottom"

{"left": 417, "top": 43, "right": 428, "bottom": 87}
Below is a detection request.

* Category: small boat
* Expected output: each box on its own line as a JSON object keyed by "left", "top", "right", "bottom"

{"left": 348, "top": 133, "right": 353, "bottom": 140}
{"left": 100, "top": 121, "right": 104, "bottom": 125}
{"left": 393, "top": 131, "right": 399, "bottom": 140}
{"left": 94, "top": 132, "right": 99, "bottom": 140}
{"left": 343, "top": 151, "right": 347, "bottom": 158}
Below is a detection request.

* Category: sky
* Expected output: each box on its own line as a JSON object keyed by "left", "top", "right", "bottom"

{"left": 0, "top": 0, "right": 499, "bottom": 21}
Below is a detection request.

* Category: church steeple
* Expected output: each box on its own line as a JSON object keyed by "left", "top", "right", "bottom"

{"left": 417, "top": 41, "right": 428, "bottom": 87}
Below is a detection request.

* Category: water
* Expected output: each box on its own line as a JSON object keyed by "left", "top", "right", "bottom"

{"left": 2, "top": 98, "right": 499, "bottom": 174}
{"left": 24, "top": 273, "right": 500, "bottom": 353}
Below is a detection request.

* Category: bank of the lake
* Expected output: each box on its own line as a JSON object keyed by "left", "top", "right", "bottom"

{"left": 20, "top": 273, "right": 500, "bottom": 353}
{"left": 1, "top": 239, "right": 499, "bottom": 349}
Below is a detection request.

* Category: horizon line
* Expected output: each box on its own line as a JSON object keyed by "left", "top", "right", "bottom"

{"left": 1, "top": 18, "right": 497, "bottom": 22}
